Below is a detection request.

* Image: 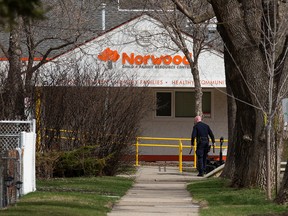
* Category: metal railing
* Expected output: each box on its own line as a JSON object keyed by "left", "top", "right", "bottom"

{"left": 40, "top": 128, "right": 229, "bottom": 173}
{"left": 135, "top": 136, "right": 228, "bottom": 173}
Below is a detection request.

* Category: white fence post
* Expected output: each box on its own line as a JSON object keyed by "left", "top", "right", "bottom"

{"left": 21, "top": 132, "right": 36, "bottom": 195}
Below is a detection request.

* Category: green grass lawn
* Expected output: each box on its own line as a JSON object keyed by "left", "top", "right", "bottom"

{"left": 3, "top": 171, "right": 288, "bottom": 216}
{"left": 0, "top": 176, "right": 134, "bottom": 216}
{"left": 188, "top": 178, "right": 288, "bottom": 216}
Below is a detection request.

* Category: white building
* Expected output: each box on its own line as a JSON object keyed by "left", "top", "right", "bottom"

{"left": 39, "top": 14, "right": 228, "bottom": 159}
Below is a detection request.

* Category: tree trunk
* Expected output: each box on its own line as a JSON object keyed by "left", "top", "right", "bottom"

{"left": 209, "top": 0, "right": 287, "bottom": 190}
{"left": 1, "top": 18, "right": 25, "bottom": 119}
{"left": 182, "top": 46, "right": 203, "bottom": 117}
{"left": 220, "top": 48, "right": 237, "bottom": 179}
{"left": 172, "top": 0, "right": 287, "bottom": 189}
{"left": 192, "top": 65, "right": 202, "bottom": 116}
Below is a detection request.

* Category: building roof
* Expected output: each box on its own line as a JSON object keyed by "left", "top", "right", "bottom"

{"left": 38, "top": 14, "right": 225, "bottom": 88}
{"left": 0, "top": 0, "right": 144, "bottom": 60}
{"left": 0, "top": 1, "right": 220, "bottom": 60}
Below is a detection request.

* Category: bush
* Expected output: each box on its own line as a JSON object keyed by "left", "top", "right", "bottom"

{"left": 35, "top": 86, "right": 153, "bottom": 178}
{"left": 53, "top": 146, "right": 107, "bottom": 177}
{"left": 36, "top": 151, "right": 62, "bottom": 178}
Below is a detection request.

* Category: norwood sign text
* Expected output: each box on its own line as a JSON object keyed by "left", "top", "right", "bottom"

{"left": 95, "top": 47, "right": 225, "bottom": 87}
{"left": 122, "top": 52, "right": 192, "bottom": 66}
{"left": 98, "top": 48, "right": 192, "bottom": 69}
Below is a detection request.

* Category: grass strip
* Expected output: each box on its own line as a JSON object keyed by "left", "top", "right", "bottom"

{"left": 1, "top": 176, "right": 134, "bottom": 216}
{"left": 187, "top": 178, "right": 288, "bottom": 216}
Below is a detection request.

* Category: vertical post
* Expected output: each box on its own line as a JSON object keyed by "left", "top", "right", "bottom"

{"left": 32, "top": 119, "right": 36, "bottom": 134}
{"left": 0, "top": 160, "right": 3, "bottom": 208}
{"left": 35, "top": 88, "right": 41, "bottom": 151}
{"left": 101, "top": 3, "right": 106, "bottom": 31}
{"left": 135, "top": 137, "right": 139, "bottom": 166}
{"left": 220, "top": 137, "right": 224, "bottom": 164}
{"left": 193, "top": 139, "right": 197, "bottom": 168}
{"left": 14, "top": 157, "right": 18, "bottom": 204}
{"left": 16, "top": 147, "right": 22, "bottom": 199}
{"left": 179, "top": 140, "right": 183, "bottom": 173}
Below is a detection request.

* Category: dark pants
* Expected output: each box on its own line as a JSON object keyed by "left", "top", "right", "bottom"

{"left": 196, "top": 142, "right": 209, "bottom": 175}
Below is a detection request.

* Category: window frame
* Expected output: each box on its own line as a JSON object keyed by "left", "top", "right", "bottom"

{"left": 155, "top": 90, "right": 173, "bottom": 118}
{"left": 154, "top": 89, "right": 213, "bottom": 119}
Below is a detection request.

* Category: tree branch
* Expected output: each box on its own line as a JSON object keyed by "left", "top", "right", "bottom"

{"left": 0, "top": 43, "right": 8, "bottom": 58}
{"left": 31, "top": 37, "right": 79, "bottom": 72}
{"left": 171, "top": 0, "right": 214, "bottom": 23}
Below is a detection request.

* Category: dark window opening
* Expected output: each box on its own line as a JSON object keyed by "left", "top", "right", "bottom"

{"left": 156, "top": 92, "right": 171, "bottom": 116}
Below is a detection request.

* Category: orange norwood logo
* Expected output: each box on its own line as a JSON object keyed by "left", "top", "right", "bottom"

{"left": 98, "top": 48, "right": 192, "bottom": 66}
{"left": 98, "top": 48, "right": 120, "bottom": 62}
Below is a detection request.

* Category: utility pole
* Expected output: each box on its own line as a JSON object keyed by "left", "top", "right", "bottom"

{"left": 0, "top": 159, "right": 4, "bottom": 208}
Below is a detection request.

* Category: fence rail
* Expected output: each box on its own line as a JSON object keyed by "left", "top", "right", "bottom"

{"left": 135, "top": 136, "right": 228, "bottom": 173}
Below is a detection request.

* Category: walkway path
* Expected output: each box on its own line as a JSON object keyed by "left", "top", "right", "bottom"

{"left": 108, "top": 165, "right": 204, "bottom": 216}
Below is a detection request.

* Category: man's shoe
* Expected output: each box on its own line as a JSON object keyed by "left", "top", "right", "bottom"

{"left": 197, "top": 173, "right": 204, "bottom": 177}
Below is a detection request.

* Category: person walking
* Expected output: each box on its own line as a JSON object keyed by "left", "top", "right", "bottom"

{"left": 191, "top": 116, "right": 215, "bottom": 176}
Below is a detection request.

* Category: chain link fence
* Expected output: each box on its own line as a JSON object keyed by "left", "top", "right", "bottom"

{"left": 0, "top": 121, "right": 32, "bottom": 151}
{"left": 0, "top": 120, "right": 35, "bottom": 208}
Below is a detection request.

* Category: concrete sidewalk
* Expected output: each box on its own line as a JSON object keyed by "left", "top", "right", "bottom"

{"left": 107, "top": 165, "right": 204, "bottom": 216}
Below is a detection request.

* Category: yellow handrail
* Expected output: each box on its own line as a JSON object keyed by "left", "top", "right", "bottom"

{"left": 179, "top": 140, "right": 183, "bottom": 173}
{"left": 39, "top": 128, "right": 228, "bottom": 174}
{"left": 135, "top": 136, "right": 228, "bottom": 173}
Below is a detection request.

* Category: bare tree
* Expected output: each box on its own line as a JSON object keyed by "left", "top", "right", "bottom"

{"left": 35, "top": 60, "right": 154, "bottom": 177}
{"left": 0, "top": 0, "right": 108, "bottom": 119}
{"left": 0, "top": 0, "right": 151, "bottom": 177}
{"left": 146, "top": 0, "right": 222, "bottom": 117}
{"left": 171, "top": 0, "right": 288, "bottom": 200}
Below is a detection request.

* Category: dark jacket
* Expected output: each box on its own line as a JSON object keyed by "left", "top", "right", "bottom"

{"left": 191, "top": 121, "right": 215, "bottom": 146}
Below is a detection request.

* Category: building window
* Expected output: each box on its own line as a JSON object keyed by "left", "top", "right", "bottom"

{"left": 175, "top": 92, "right": 194, "bottom": 117}
{"left": 156, "top": 91, "right": 211, "bottom": 118}
{"left": 175, "top": 91, "right": 211, "bottom": 117}
{"left": 202, "top": 92, "right": 212, "bottom": 117}
{"left": 156, "top": 92, "right": 171, "bottom": 116}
